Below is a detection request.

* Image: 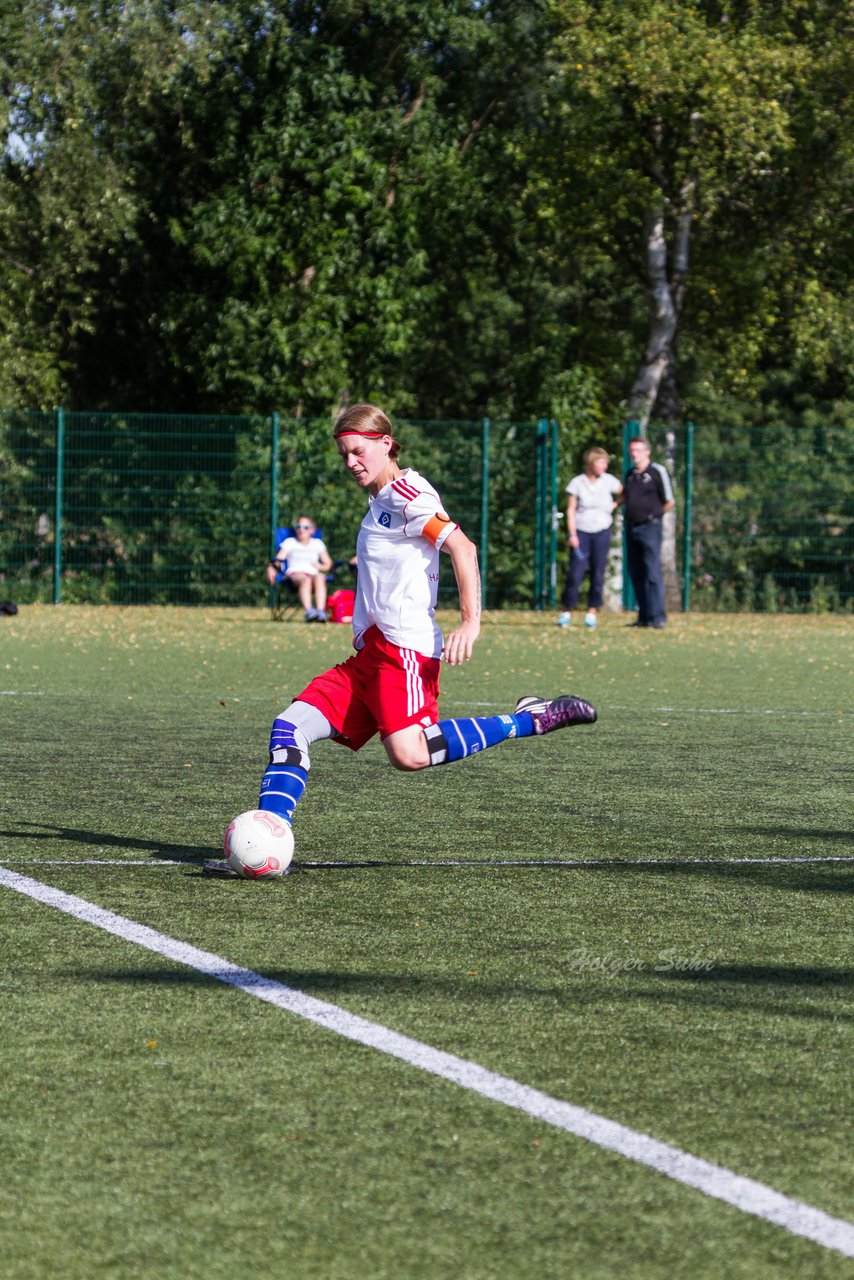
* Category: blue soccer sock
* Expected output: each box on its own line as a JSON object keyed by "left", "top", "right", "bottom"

{"left": 257, "top": 717, "right": 310, "bottom": 823}
{"left": 422, "top": 712, "right": 535, "bottom": 765}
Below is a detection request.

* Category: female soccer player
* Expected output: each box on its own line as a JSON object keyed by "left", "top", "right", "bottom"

{"left": 207, "top": 403, "right": 596, "bottom": 873}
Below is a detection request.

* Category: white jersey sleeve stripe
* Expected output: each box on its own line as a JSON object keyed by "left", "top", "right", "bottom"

{"left": 653, "top": 462, "right": 675, "bottom": 504}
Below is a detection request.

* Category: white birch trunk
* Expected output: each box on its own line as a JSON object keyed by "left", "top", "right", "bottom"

{"left": 616, "top": 158, "right": 694, "bottom": 614}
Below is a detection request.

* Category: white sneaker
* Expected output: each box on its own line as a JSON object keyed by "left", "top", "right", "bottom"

{"left": 557, "top": 611, "right": 571, "bottom": 628}
{"left": 584, "top": 611, "right": 597, "bottom": 629}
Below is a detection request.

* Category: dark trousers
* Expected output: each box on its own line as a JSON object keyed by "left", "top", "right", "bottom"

{"left": 626, "top": 519, "right": 666, "bottom": 624}
{"left": 560, "top": 527, "right": 612, "bottom": 610}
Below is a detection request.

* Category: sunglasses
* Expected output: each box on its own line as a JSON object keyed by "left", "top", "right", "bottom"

{"left": 295, "top": 523, "right": 313, "bottom": 530}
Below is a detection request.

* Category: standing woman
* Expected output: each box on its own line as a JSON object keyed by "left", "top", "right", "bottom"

{"left": 557, "top": 447, "right": 623, "bottom": 630}
{"left": 206, "top": 404, "right": 597, "bottom": 873}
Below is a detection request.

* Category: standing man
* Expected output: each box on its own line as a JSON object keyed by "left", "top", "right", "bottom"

{"left": 619, "top": 437, "right": 675, "bottom": 629}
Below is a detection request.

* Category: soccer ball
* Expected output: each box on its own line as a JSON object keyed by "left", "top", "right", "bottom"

{"left": 223, "top": 810, "right": 295, "bottom": 879}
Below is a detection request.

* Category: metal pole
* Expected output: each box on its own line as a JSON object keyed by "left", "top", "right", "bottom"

{"left": 549, "top": 419, "right": 559, "bottom": 608}
{"left": 54, "top": 407, "right": 64, "bottom": 605}
{"left": 622, "top": 419, "right": 637, "bottom": 612}
{"left": 269, "top": 412, "right": 280, "bottom": 612}
{"left": 682, "top": 421, "right": 694, "bottom": 612}
{"left": 270, "top": 412, "right": 280, "bottom": 554}
{"left": 480, "top": 418, "right": 490, "bottom": 610}
{"left": 535, "top": 419, "right": 549, "bottom": 608}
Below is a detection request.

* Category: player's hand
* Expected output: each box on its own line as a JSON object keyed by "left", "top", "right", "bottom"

{"left": 443, "top": 619, "right": 480, "bottom": 665}
{"left": 568, "top": 534, "right": 580, "bottom": 549}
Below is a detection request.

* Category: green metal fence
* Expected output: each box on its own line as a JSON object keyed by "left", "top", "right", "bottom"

{"left": 622, "top": 421, "right": 854, "bottom": 612}
{"left": 1, "top": 411, "right": 851, "bottom": 610}
{"left": 0, "top": 410, "right": 558, "bottom": 609}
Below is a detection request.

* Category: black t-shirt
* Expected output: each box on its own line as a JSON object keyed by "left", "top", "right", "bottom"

{"left": 623, "top": 463, "right": 669, "bottom": 526}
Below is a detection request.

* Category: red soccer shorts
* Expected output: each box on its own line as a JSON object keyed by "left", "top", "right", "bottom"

{"left": 296, "top": 625, "right": 441, "bottom": 750}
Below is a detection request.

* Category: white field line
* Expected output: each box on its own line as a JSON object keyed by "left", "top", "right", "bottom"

{"left": 447, "top": 701, "right": 850, "bottom": 718}
{"left": 2, "top": 856, "right": 853, "bottom": 869}
{"left": 0, "top": 690, "right": 850, "bottom": 718}
{"left": 1, "top": 865, "right": 853, "bottom": 1259}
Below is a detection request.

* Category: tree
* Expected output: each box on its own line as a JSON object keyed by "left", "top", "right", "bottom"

{"left": 549, "top": 0, "right": 818, "bottom": 431}
{"left": 2, "top": 0, "right": 850, "bottom": 436}
{"left": 0, "top": 1, "right": 234, "bottom": 407}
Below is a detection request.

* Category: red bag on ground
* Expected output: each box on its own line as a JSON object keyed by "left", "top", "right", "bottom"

{"left": 327, "top": 589, "right": 355, "bottom": 623}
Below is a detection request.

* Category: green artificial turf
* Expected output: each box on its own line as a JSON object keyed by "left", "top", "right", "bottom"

{"left": 0, "top": 606, "right": 852, "bottom": 1279}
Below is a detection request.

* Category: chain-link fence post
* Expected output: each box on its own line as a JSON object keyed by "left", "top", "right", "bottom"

{"left": 53, "top": 407, "right": 65, "bottom": 605}
{"left": 269, "top": 412, "right": 280, "bottom": 613}
{"left": 480, "top": 417, "right": 490, "bottom": 610}
{"left": 621, "top": 420, "right": 637, "bottom": 612}
{"left": 549, "top": 419, "right": 559, "bottom": 608}
{"left": 534, "top": 418, "right": 549, "bottom": 608}
{"left": 682, "top": 421, "right": 694, "bottom": 611}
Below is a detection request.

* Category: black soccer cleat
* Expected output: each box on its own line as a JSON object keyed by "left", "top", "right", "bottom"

{"left": 202, "top": 859, "right": 240, "bottom": 879}
{"left": 515, "top": 694, "right": 597, "bottom": 734}
{"left": 515, "top": 695, "right": 548, "bottom": 716}
{"left": 202, "top": 858, "right": 296, "bottom": 879}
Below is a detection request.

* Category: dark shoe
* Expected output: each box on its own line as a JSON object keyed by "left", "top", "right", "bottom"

{"left": 626, "top": 620, "right": 647, "bottom": 628}
{"left": 202, "top": 858, "right": 295, "bottom": 878}
{"left": 651, "top": 620, "right": 667, "bottom": 629}
{"left": 0, "top": 601, "right": 18, "bottom": 616}
{"left": 202, "top": 859, "right": 240, "bottom": 878}
{"left": 517, "top": 694, "right": 597, "bottom": 734}
{"left": 515, "top": 695, "right": 548, "bottom": 715}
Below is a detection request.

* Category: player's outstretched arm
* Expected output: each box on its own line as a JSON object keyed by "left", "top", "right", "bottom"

{"left": 442, "top": 528, "right": 481, "bottom": 665}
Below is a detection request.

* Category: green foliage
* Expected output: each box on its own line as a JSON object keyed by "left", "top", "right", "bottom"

{"left": 545, "top": 0, "right": 854, "bottom": 422}
{"left": 3, "top": 410, "right": 851, "bottom": 609}
{"left": 651, "top": 420, "right": 854, "bottom": 612}
{"left": 0, "top": 409, "right": 552, "bottom": 607}
{"left": 275, "top": 415, "right": 549, "bottom": 607}
{"left": 0, "top": 3, "right": 851, "bottom": 435}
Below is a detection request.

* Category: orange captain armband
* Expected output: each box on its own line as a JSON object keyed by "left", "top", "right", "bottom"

{"left": 422, "top": 512, "right": 455, "bottom": 546}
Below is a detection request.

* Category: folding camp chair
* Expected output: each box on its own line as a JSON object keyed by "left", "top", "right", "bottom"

{"left": 269, "top": 526, "right": 339, "bottom": 622}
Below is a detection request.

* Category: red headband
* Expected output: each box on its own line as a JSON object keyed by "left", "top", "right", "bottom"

{"left": 333, "top": 426, "right": 388, "bottom": 438}
{"left": 333, "top": 425, "right": 400, "bottom": 454}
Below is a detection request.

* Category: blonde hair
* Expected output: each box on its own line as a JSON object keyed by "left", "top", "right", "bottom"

{"left": 333, "top": 403, "right": 401, "bottom": 459}
{"left": 583, "top": 446, "right": 610, "bottom": 468}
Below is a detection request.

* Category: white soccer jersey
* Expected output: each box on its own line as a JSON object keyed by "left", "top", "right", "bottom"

{"left": 353, "top": 468, "right": 458, "bottom": 658}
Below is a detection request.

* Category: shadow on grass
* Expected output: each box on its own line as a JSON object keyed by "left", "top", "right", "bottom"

{"left": 3, "top": 823, "right": 852, "bottom": 894}
{"left": 618, "top": 860, "right": 854, "bottom": 896}
{"left": 67, "top": 966, "right": 556, "bottom": 1001}
{"left": 0, "top": 822, "right": 208, "bottom": 862}
{"left": 263, "top": 858, "right": 854, "bottom": 897}
{"left": 65, "top": 962, "right": 854, "bottom": 1025}
{"left": 657, "top": 964, "right": 854, "bottom": 989}
{"left": 744, "top": 826, "right": 853, "bottom": 845}
{"left": 624, "top": 965, "right": 854, "bottom": 1024}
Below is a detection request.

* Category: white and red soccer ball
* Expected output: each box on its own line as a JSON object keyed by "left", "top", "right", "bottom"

{"left": 223, "top": 810, "right": 295, "bottom": 879}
